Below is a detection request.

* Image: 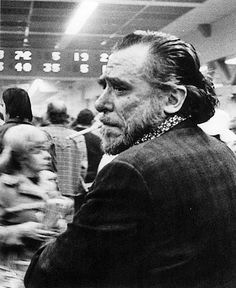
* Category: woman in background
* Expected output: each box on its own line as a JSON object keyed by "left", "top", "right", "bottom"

{"left": 0, "top": 88, "right": 33, "bottom": 149}
{"left": 0, "top": 124, "right": 64, "bottom": 287}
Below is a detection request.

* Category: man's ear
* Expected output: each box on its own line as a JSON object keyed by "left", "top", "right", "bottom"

{"left": 163, "top": 85, "right": 187, "bottom": 114}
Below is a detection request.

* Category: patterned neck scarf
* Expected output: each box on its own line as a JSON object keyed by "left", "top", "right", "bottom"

{"left": 134, "top": 114, "right": 189, "bottom": 145}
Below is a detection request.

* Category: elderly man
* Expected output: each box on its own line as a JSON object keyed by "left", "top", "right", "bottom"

{"left": 25, "top": 31, "right": 236, "bottom": 288}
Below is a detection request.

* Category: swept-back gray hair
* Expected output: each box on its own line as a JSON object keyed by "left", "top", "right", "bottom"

{"left": 113, "top": 30, "right": 218, "bottom": 124}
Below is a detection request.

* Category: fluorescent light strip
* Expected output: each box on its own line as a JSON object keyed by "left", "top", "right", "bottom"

{"left": 225, "top": 57, "right": 236, "bottom": 65}
{"left": 28, "top": 79, "right": 42, "bottom": 96}
{"left": 65, "top": 1, "right": 98, "bottom": 35}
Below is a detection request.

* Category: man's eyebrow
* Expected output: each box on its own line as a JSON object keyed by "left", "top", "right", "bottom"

{"left": 98, "top": 77, "right": 131, "bottom": 88}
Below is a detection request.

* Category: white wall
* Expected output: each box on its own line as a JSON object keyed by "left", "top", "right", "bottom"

{"left": 180, "top": 7, "right": 236, "bottom": 121}
{"left": 30, "top": 78, "right": 102, "bottom": 117}
{"left": 183, "top": 11, "right": 236, "bottom": 64}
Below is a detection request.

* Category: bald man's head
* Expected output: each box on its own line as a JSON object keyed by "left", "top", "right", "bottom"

{"left": 46, "top": 99, "right": 69, "bottom": 124}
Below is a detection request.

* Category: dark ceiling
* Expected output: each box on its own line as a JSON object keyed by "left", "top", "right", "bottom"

{"left": 0, "top": 0, "right": 206, "bottom": 51}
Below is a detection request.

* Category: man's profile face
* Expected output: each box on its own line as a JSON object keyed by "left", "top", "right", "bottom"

{"left": 96, "top": 43, "right": 165, "bottom": 154}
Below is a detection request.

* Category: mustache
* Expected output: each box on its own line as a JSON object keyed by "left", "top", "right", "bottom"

{"left": 99, "top": 116, "right": 120, "bottom": 127}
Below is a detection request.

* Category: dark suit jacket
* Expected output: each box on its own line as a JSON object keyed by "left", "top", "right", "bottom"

{"left": 24, "top": 120, "right": 236, "bottom": 288}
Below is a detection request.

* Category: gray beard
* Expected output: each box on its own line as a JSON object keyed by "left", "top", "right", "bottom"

{"left": 101, "top": 101, "right": 166, "bottom": 155}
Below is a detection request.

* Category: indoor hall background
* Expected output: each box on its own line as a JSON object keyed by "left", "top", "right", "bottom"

{"left": 0, "top": 0, "right": 236, "bottom": 120}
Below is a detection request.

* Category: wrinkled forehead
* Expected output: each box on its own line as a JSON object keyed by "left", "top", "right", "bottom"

{"left": 104, "top": 44, "right": 150, "bottom": 78}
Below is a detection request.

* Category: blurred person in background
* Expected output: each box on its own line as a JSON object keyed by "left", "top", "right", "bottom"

{"left": 229, "top": 116, "right": 236, "bottom": 153}
{"left": 0, "top": 112, "right": 5, "bottom": 126}
{"left": 41, "top": 99, "right": 87, "bottom": 197}
{"left": 230, "top": 116, "right": 236, "bottom": 134}
{"left": 0, "top": 87, "right": 57, "bottom": 172}
{"left": 25, "top": 31, "right": 236, "bottom": 288}
{"left": 71, "top": 108, "right": 103, "bottom": 184}
{"left": 0, "top": 104, "right": 5, "bottom": 126}
{"left": 31, "top": 116, "right": 46, "bottom": 127}
{"left": 0, "top": 125, "right": 63, "bottom": 287}
{"left": 199, "top": 108, "right": 236, "bottom": 151}
{"left": 0, "top": 88, "right": 33, "bottom": 151}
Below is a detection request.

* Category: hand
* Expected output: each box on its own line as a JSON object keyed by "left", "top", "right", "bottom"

{"left": 55, "top": 219, "right": 68, "bottom": 234}
{"left": 19, "top": 221, "right": 59, "bottom": 241}
{"left": 47, "top": 190, "right": 61, "bottom": 198}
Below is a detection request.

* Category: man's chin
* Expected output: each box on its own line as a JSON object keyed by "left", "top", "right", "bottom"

{"left": 102, "top": 134, "right": 131, "bottom": 155}
{"left": 101, "top": 125, "right": 136, "bottom": 154}
{"left": 101, "top": 135, "right": 121, "bottom": 155}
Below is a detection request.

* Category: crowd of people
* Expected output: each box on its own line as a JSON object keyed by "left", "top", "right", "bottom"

{"left": 0, "top": 30, "right": 236, "bottom": 288}
{"left": 0, "top": 88, "right": 102, "bottom": 287}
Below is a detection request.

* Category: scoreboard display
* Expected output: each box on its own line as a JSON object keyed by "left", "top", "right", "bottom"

{"left": 0, "top": 48, "right": 109, "bottom": 79}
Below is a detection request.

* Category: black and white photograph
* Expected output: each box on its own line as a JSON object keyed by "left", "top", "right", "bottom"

{"left": 0, "top": 0, "right": 236, "bottom": 287}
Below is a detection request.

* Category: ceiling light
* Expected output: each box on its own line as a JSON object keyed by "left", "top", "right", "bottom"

{"left": 25, "top": 27, "right": 29, "bottom": 37}
{"left": 28, "top": 79, "right": 42, "bottom": 96}
{"left": 23, "top": 38, "right": 29, "bottom": 47}
{"left": 65, "top": 1, "right": 98, "bottom": 35}
{"left": 225, "top": 57, "right": 236, "bottom": 65}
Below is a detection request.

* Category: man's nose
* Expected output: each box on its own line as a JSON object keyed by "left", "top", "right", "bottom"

{"left": 95, "top": 90, "right": 114, "bottom": 113}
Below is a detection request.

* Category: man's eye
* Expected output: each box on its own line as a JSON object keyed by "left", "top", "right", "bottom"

{"left": 113, "top": 86, "right": 122, "bottom": 91}
{"left": 113, "top": 85, "right": 126, "bottom": 93}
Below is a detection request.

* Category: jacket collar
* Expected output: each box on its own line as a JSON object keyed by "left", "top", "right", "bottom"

{"left": 5, "top": 118, "right": 32, "bottom": 125}
{"left": 134, "top": 115, "right": 192, "bottom": 145}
